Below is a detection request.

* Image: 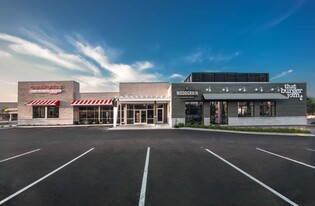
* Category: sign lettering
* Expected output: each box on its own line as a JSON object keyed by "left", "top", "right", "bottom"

{"left": 280, "top": 84, "right": 303, "bottom": 101}
{"left": 29, "top": 85, "right": 63, "bottom": 95}
{"left": 176, "top": 91, "right": 199, "bottom": 96}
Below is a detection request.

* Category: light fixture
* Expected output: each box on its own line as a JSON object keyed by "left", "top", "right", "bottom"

{"left": 206, "top": 86, "right": 211, "bottom": 92}
{"left": 239, "top": 87, "right": 246, "bottom": 92}
{"left": 256, "top": 87, "right": 263, "bottom": 92}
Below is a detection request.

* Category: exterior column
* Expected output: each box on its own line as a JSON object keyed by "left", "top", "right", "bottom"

{"left": 98, "top": 106, "right": 101, "bottom": 123}
{"left": 120, "top": 104, "right": 122, "bottom": 125}
{"left": 203, "top": 102, "right": 210, "bottom": 125}
{"left": 9, "top": 113, "right": 12, "bottom": 122}
{"left": 154, "top": 101, "right": 157, "bottom": 125}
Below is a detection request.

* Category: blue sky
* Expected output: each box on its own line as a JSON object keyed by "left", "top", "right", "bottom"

{"left": 0, "top": 0, "right": 314, "bottom": 101}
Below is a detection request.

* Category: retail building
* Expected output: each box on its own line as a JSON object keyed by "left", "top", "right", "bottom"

{"left": 16, "top": 72, "right": 307, "bottom": 126}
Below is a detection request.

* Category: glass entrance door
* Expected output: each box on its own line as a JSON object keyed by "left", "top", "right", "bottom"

{"left": 157, "top": 108, "right": 163, "bottom": 123}
{"left": 135, "top": 110, "right": 147, "bottom": 124}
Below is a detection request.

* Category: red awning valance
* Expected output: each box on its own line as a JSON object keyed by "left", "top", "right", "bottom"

{"left": 71, "top": 100, "right": 112, "bottom": 106}
{"left": 27, "top": 100, "right": 60, "bottom": 106}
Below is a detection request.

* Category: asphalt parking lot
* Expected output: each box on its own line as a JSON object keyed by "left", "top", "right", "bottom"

{"left": 0, "top": 127, "right": 314, "bottom": 206}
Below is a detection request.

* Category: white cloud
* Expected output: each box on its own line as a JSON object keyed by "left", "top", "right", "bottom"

{"left": 0, "top": 33, "right": 101, "bottom": 76}
{"left": 185, "top": 48, "right": 241, "bottom": 64}
{"left": 134, "top": 61, "right": 154, "bottom": 71}
{"left": 262, "top": 0, "right": 305, "bottom": 29}
{"left": 208, "top": 51, "right": 240, "bottom": 63}
{"left": 185, "top": 51, "right": 203, "bottom": 63}
{"left": 170, "top": 73, "right": 183, "bottom": 79}
{"left": 74, "top": 75, "right": 119, "bottom": 92}
{"left": 271, "top": 69, "right": 293, "bottom": 80}
{"left": 0, "top": 50, "right": 12, "bottom": 58}
{"left": 72, "top": 40, "right": 159, "bottom": 82}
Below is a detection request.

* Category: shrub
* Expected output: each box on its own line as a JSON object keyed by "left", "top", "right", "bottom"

{"left": 192, "top": 123, "right": 200, "bottom": 128}
{"left": 177, "top": 123, "right": 185, "bottom": 128}
{"left": 185, "top": 123, "right": 192, "bottom": 127}
{"left": 311, "top": 122, "right": 315, "bottom": 124}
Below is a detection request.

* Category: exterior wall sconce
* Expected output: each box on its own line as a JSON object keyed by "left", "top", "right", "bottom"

{"left": 239, "top": 87, "right": 246, "bottom": 92}
{"left": 222, "top": 87, "right": 229, "bottom": 92}
{"left": 255, "top": 87, "right": 263, "bottom": 92}
{"left": 271, "top": 87, "right": 280, "bottom": 92}
{"left": 206, "top": 86, "right": 211, "bottom": 92}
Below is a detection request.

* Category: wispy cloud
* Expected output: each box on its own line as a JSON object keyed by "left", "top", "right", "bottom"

{"left": 271, "top": 69, "right": 293, "bottom": 80}
{"left": 185, "top": 51, "right": 203, "bottom": 63}
{"left": 170, "top": 73, "right": 183, "bottom": 79}
{"left": 208, "top": 51, "right": 240, "bottom": 63}
{"left": 0, "top": 33, "right": 101, "bottom": 75}
{"left": 0, "top": 50, "right": 12, "bottom": 58}
{"left": 185, "top": 48, "right": 241, "bottom": 64}
{"left": 261, "top": 0, "right": 305, "bottom": 30}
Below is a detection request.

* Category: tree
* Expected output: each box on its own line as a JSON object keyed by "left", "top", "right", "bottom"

{"left": 0, "top": 106, "right": 10, "bottom": 121}
{"left": 307, "top": 96, "right": 315, "bottom": 115}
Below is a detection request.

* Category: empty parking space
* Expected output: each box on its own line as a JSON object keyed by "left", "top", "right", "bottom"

{"left": 0, "top": 128, "right": 314, "bottom": 206}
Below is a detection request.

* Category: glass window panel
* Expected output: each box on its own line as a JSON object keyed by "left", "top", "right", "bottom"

{"left": 147, "top": 110, "right": 154, "bottom": 118}
{"left": 238, "top": 102, "right": 254, "bottom": 117}
{"left": 260, "top": 101, "right": 276, "bottom": 117}
{"left": 185, "top": 102, "right": 203, "bottom": 124}
{"left": 33, "top": 106, "right": 45, "bottom": 118}
{"left": 47, "top": 106, "right": 59, "bottom": 118}
{"left": 135, "top": 104, "right": 146, "bottom": 109}
{"left": 127, "top": 105, "right": 134, "bottom": 109}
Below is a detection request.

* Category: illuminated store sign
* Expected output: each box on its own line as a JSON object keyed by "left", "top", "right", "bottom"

{"left": 280, "top": 84, "right": 303, "bottom": 101}
{"left": 29, "top": 85, "right": 62, "bottom": 94}
{"left": 176, "top": 91, "right": 199, "bottom": 96}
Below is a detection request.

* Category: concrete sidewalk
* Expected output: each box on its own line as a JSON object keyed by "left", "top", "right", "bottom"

{"left": 109, "top": 124, "right": 172, "bottom": 130}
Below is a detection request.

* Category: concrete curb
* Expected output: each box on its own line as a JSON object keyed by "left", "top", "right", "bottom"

{"left": 108, "top": 127, "right": 174, "bottom": 131}
{"left": 16, "top": 125, "right": 111, "bottom": 129}
{"left": 179, "top": 127, "right": 315, "bottom": 137}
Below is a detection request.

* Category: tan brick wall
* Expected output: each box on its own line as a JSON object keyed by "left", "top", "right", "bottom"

{"left": 18, "top": 81, "right": 79, "bottom": 125}
{"left": 119, "top": 82, "right": 170, "bottom": 97}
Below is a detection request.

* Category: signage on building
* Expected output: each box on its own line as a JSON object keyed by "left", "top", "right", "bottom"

{"left": 29, "top": 85, "right": 62, "bottom": 95}
{"left": 176, "top": 91, "right": 198, "bottom": 96}
{"left": 176, "top": 90, "right": 199, "bottom": 99}
{"left": 280, "top": 84, "right": 303, "bottom": 101}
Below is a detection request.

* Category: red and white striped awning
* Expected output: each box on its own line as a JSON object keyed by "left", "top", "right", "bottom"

{"left": 27, "top": 100, "right": 60, "bottom": 106}
{"left": 71, "top": 100, "right": 112, "bottom": 106}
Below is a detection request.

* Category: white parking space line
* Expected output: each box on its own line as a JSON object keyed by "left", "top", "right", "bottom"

{"left": 0, "top": 148, "right": 94, "bottom": 205}
{"left": 307, "top": 148, "right": 315, "bottom": 152}
{"left": 205, "top": 149, "right": 298, "bottom": 206}
{"left": 256, "top": 148, "right": 315, "bottom": 169}
{"left": 0, "top": 149, "right": 41, "bottom": 163}
{"left": 138, "top": 147, "right": 150, "bottom": 206}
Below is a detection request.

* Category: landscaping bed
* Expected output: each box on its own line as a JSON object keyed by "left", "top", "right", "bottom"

{"left": 175, "top": 123, "right": 311, "bottom": 134}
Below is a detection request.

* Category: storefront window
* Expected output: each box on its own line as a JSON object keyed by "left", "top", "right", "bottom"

{"left": 147, "top": 105, "right": 154, "bottom": 124}
{"left": 127, "top": 105, "right": 134, "bottom": 124}
{"left": 100, "top": 106, "right": 113, "bottom": 124}
{"left": 238, "top": 102, "right": 254, "bottom": 117}
{"left": 47, "top": 106, "right": 59, "bottom": 118}
{"left": 33, "top": 106, "right": 45, "bottom": 118}
{"left": 260, "top": 101, "right": 276, "bottom": 117}
{"left": 79, "top": 106, "right": 99, "bottom": 124}
{"left": 185, "top": 102, "right": 203, "bottom": 124}
{"left": 210, "top": 101, "right": 228, "bottom": 124}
